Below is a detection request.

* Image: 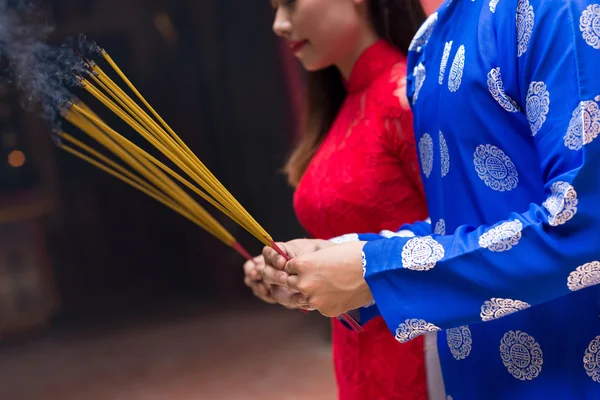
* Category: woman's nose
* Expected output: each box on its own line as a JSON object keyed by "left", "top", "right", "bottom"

{"left": 272, "top": 8, "right": 292, "bottom": 38}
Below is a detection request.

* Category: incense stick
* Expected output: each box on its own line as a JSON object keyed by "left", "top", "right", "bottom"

{"left": 58, "top": 111, "right": 252, "bottom": 261}
{"left": 57, "top": 45, "right": 362, "bottom": 332}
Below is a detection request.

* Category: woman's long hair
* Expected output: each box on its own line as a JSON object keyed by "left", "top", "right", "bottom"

{"left": 284, "top": 0, "right": 426, "bottom": 186}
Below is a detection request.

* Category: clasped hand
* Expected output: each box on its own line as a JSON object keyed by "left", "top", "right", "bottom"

{"left": 258, "top": 239, "right": 374, "bottom": 317}
{"left": 243, "top": 253, "right": 313, "bottom": 311}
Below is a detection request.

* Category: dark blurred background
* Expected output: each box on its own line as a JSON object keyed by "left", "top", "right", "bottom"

{"left": 0, "top": 1, "right": 336, "bottom": 399}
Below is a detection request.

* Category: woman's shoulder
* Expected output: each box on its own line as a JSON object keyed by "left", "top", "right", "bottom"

{"left": 362, "top": 58, "right": 416, "bottom": 154}
{"left": 368, "top": 59, "right": 412, "bottom": 120}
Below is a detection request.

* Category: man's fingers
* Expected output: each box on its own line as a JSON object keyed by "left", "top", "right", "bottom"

{"left": 290, "top": 292, "right": 309, "bottom": 306}
{"left": 254, "top": 292, "right": 277, "bottom": 305}
{"left": 262, "top": 265, "right": 289, "bottom": 285}
{"left": 270, "top": 286, "right": 295, "bottom": 305}
{"left": 255, "top": 282, "right": 269, "bottom": 296}
{"left": 252, "top": 255, "right": 264, "bottom": 264}
{"left": 251, "top": 282, "right": 278, "bottom": 304}
{"left": 244, "top": 263, "right": 258, "bottom": 281}
{"left": 243, "top": 255, "right": 264, "bottom": 281}
{"left": 243, "top": 259, "right": 255, "bottom": 276}
{"left": 254, "top": 262, "right": 266, "bottom": 280}
{"left": 284, "top": 258, "right": 300, "bottom": 275}
{"left": 269, "top": 285, "right": 289, "bottom": 304}
{"left": 255, "top": 292, "right": 278, "bottom": 305}
{"left": 262, "top": 246, "right": 278, "bottom": 267}
{"left": 270, "top": 285, "right": 307, "bottom": 305}
{"left": 262, "top": 244, "right": 288, "bottom": 270}
{"left": 277, "top": 242, "right": 300, "bottom": 259}
{"left": 286, "top": 274, "right": 301, "bottom": 292}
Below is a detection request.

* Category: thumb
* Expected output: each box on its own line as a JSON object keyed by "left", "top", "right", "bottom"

{"left": 262, "top": 244, "right": 287, "bottom": 270}
{"left": 284, "top": 257, "right": 302, "bottom": 275}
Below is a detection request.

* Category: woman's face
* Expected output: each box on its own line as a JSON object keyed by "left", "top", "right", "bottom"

{"left": 272, "top": 0, "right": 365, "bottom": 71}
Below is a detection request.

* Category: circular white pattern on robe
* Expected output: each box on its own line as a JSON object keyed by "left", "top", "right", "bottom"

{"left": 487, "top": 68, "right": 520, "bottom": 113}
{"left": 500, "top": 330, "right": 543, "bottom": 381}
{"left": 526, "top": 81, "right": 550, "bottom": 136}
{"left": 439, "top": 41, "right": 454, "bottom": 85}
{"left": 361, "top": 251, "right": 367, "bottom": 277}
{"left": 330, "top": 233, "right": 359, "bottom": 244}
{"left": 542, "top": 181, "right": 578, "bottom": 226}
{"left": 447, "top": 325, "right": 473, "bottom": 360}
{"left": 380, "top": 229, "right": 416, "bottom": 238}
{"left": 516, "top": 0, "right": 535, "bottom": 57}
{"left": 447, "top": 397, "right": 453, "bottom": 400}
{"left": 419, "top": 133, "right": 434, "bottom": 178}
{"left": 478, "top": 220, "right": 523, "bottom": 252}
{"left": 473, "top": 144, "right": 519, "bottom": 192}
{"left": 584, "top": 335, "right": 600, "bottom": 383}
{"left": 413, "top": 63, "right": 427, "bottom": 105}
{"left": 362, "top": 299, "right": 376, "bottom": 308}
{"left": 396, "top": 319, "right": 441, "bottom": 343}
{"left": 580, "top": 4, "right": 600, "bottom": 50}
{"left": 481, "top": 298, "right": 531, "bottom": 321}
{"left": 401, "top": 236, "right": 445, "bottom": 271}
{"left": 564, "top": 100, "right": 600, "bottom": 150}
{"left": 409, "top": 12, "right": 439, "bottom": 52}
{"left": 439, "top": 131, "right": 450, "bottom": 177}
{"left": 490, "top": 0, "right": 500, "bottom": 13}
{"left": 434, "top": 219, "right": 446, "bottom": 236}
{"left": 567, "top": 261, "right": 600, "bottom": 292}
{"left": 448, "top": 45, "right": 465, "bottom": 93}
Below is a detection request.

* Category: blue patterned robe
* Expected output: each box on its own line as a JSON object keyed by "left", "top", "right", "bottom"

{"left": 351, "top": 0, "right": 600, "bottom": 398}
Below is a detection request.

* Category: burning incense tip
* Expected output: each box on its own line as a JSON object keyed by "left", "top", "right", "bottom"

{"left": 50, "top": 130, "right": 63, "bottom": 148}
{"left": 59, "top": 101, "right": 74, "bottom": 117}
{"left": 93, "top": 42, "right": 105, "bottom": 55}
{"left": 73, "top": 75, "right": 85, "bottom": 87}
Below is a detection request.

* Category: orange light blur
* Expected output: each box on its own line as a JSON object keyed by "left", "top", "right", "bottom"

{"left": 8, "top": 150, "right": 25, "bottom": 167}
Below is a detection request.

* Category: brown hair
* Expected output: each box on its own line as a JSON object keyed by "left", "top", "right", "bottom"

{"left": 284, "top": 0, "right": 427, "bottom": 186}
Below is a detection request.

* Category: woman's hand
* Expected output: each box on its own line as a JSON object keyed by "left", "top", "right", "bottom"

{"left": 243, "top": 255, "right": 277, "bottom": 304}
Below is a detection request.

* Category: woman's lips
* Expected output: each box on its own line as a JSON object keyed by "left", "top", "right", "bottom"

{"left": 288, "top": 40, "right": 308, "bottom": 54}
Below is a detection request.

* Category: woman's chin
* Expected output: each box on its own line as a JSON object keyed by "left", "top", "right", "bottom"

{"left": 299, "top": 59, "right": 334, "bottom": 72}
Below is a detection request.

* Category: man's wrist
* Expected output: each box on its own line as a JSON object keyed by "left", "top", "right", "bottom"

{"left": 316, "top": 239, "right": 336, "bottom": 250}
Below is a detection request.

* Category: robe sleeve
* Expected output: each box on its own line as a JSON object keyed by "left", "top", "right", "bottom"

{"left": 329, "top": 218, "right": 432, "bottom": 244}
{"left": 362, "top": 0, "right": 600, "bottom": 342}
{"left": 356, "top": 219, "right": 432, "bottom": 241}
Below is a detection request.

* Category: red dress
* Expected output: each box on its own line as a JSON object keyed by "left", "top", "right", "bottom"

{"left": 293, "top": 41, "right": 430, "bottom": 400}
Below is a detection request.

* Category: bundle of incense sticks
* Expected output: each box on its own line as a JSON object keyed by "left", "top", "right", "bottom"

{"left": 55, "top": 44, "right": 363, "bottom": 332}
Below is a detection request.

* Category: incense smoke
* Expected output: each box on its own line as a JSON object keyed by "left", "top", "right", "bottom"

{"left": 0, "top": 0, "right": 95, "bottom": 124}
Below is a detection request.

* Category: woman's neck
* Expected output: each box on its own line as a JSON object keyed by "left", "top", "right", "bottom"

{"left": 420, "top": 0, "right": 444, "bottom": 16}
{"left": 335, "top": 31, "right": 379, "bottom": 80}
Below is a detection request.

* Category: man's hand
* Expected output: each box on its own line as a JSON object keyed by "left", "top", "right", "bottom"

{"left": 261, "top": 238, "right": 335, "bottom": 285}
{"left": 243, "top": 254, "right": 313, "bottom": 310}
{"left": 264, "top": 240, "right": 373, "bottom": 317}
